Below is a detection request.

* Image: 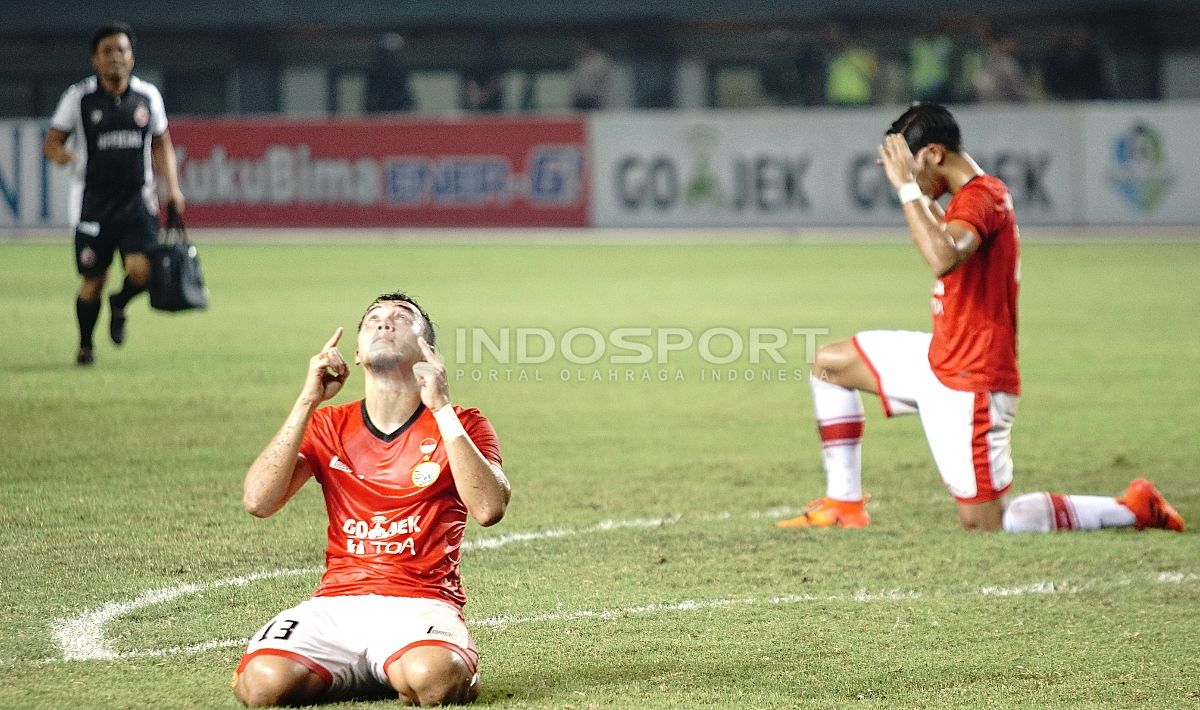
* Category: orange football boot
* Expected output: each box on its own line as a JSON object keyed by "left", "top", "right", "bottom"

{"left": 1119, "top": 478, "right": 1185, "bottom": 532}
{"left": 776, "top": 497, "right": 870, "bottom": 528}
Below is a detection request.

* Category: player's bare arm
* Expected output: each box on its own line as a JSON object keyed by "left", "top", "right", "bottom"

{"left": 43, "top": 128, "right": 75, "bottom": 166}
{"left": 243, "top": 328, "right": 349, "bottom": 517}
{"left": 150, "top": 129, "right": 185, "bottom": 213}
{"left": 414, "top": 337, "right": 511, "bottom": 526}
{"left": 878, "top": 133, "right": 980, "bottom": 277}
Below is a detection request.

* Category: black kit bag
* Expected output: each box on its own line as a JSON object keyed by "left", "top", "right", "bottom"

{"left": 149, "top": 206, "right": 208, "bottom": 312}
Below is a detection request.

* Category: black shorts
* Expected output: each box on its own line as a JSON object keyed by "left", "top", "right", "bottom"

{"left": 74, "top": 208, "right": 159, "bottom": 277}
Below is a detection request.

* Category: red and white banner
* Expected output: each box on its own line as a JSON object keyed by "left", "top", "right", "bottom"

{"left": 170, "top": 116, "right": 588, "bottom": 227}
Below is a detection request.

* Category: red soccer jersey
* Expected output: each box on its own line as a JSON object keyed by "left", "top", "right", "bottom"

{"left": 298, "top": 401, "right": 502, "bottom": 610}
{"left": 930, "top": 175, "right": 1021, "bottom": 394}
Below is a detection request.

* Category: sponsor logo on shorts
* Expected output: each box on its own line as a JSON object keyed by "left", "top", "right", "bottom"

{"left": 426, "top": 625, "right": 453, "bottom": 638}
{"left": 79, "top": 246, "right": 96, "bottom": 268}
{"left": 76, "top": 221, "right": 101, "bottom": 237}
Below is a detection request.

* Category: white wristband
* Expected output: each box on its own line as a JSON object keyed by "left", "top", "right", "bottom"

{"left": 433, "top": 404, "right": 467, "bottom": 441}
{"left": 897, "top": 181, "right": 924, "bottom": 204}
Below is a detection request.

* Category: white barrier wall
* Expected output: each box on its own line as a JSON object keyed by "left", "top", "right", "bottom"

{"left": 589, "top": 103, "right": 1200, "bottom": 228}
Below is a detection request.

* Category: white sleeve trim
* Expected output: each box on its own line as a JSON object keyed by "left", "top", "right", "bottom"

{"left": 48, "top": 80, "right": 87, "bottom": 133}
{"left": 133, "top": 76, "right": 169, "bottom": 135}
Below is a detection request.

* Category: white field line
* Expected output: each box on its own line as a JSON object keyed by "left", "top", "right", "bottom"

{"left": 472, "top": 589, "right": 922, "bottom": 628}
{"left": 977, "top": 581, "right": 1081, "bottom": 597}
{"left": 49, "top": 568, "right": 317, "bottom": 662}
{"left": 1155, "top": 571, "right": 1200, "bottom": 584}
{"left": 19, "top": 509, "right": 1193, "bottom": 667}
{"left": 38, "top": 510, "right": 742, "bottom": 664}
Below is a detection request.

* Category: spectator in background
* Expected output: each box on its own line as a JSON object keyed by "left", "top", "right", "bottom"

{"left": 762, "top": 28, "right": 827, "bottom": 107}
{"left": 824, "top": 23, "right": 878, "bottom": 106}
{"left": 946, "top": 14, "right": 988, "bottom": 103}
{"left": 570, "top": 37, "right": 611, "bottom": 110}
{"left": 1043, "top": 24, "right": 1112, "bottom": 100}
{"left": 973, "top": 31, "right": 1028, "bottom": 102}
{"left": 366, "top": 33, "right": 415, "bottom": 113}
{"left": 464, "top": 34, "right": 506, "bottom": 112}
{"left": 909, "top": 31, "right": 953, "bottom": 103}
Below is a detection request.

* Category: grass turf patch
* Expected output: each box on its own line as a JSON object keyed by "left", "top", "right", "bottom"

{"left": 0, "top": 240, "right": 1197, "bottom": 709}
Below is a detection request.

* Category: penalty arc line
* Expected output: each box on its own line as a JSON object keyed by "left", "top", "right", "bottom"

{"left": 44, "top": 510, "right": 756, "bottom": 664}
{"left": 28, "top": 511, "right": 1198, "bottom": 666}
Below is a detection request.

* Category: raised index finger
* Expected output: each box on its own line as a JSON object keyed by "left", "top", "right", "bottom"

{"left": 417, "top": 336, "right": 441, "bottom": 363}
{"left": 324, "top": 327, "right": 344, "bottom": 350}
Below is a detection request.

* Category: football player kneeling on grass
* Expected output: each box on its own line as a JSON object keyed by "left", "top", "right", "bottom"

{"left": 234, "top": 292, "right": 510, "bottom": 707}
{"left": 777, "top": 103, "right": 1184, "bottom": 535}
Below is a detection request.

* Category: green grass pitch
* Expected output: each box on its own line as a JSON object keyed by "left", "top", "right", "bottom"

{"left": 1, "top": 237, "right": 1197, "bottom": 709}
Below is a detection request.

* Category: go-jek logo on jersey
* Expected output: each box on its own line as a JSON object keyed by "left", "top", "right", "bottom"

{"left": 1108, "top": 122, "right": 1175, "bottom": 212}
{"left": 342, "top": 514, "right": 422, "bottom": 555}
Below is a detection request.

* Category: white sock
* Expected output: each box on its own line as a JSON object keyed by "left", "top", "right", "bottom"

{"left": 1003, "top": 493, "right": 1136, "bottom": 533}
{"left": 810, "top": 374, "right": 864, "bottom": 501}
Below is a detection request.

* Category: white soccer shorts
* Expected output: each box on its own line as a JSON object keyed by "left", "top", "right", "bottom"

{"left": 852, "top": 330, "right": 1018, "bottom": 503}
{"left": 238, "top": 594, "right": 478, "bottom": 698}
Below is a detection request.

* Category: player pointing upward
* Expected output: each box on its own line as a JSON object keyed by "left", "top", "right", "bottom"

{"left": 777, "top": 102, "right": 1183, "bottom": 533}
{"left": 234, "top": 292, "right": 510, "bottom": 707}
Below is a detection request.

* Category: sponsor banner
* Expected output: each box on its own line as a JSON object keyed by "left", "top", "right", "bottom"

{"left": 0, "top": 120, "right": 76, "bottom": 227}
{"left": 170, "top": 116, "right": 587, "bottom": 227}
{"left": 1080, "top": 103, "right": 1199, "bottom": 224}
{"left": 589, "top": 107, "right": 1083, "bottom": 227}
{"left": 6, "top": 104, "right": 1200, "bottom": 231}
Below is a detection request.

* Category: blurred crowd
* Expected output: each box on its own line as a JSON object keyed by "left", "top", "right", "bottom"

{"left": 365, "top": 32, "right": 613, "bottom": 114}
{"left": 758, "top": 19, "right": 1113, "bottom": 108}
{"left": 362, "top": 18, "right": 1115, "bottom": 114}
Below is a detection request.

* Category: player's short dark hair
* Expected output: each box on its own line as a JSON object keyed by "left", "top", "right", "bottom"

{"left": 887, "top": 102, "right": 962, "bottom": 153}
{"left": 92, "top": 22, "right": 135, "bottom": 54}
{"left": 359, "top": 291, "right": 436, "bottom": 347}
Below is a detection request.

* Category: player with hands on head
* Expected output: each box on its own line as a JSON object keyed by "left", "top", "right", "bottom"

{"left": 777, "top": 102, "right": 1184, "bottom": 534}
{"left": 44, "top": 21, "right": 185, "bottom": 365}
{"left": 235, "top": 292, "right": 510, "bottom": 707}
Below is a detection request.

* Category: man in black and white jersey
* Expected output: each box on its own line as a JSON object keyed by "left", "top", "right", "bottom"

{"left": 44, "top": 22, "right": 185, "bottom": 366}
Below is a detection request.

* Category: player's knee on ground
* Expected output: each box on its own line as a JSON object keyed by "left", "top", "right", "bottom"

{"left": 390, "top": 648, "right": 476, "bottom": 706}
{"left": 1002, "top": 493, "right": 1054, "bottom": 533}
{"left": 234, "top": 656, "right": 325, "bottom": 707}
{"left": 956, "top": 499, "right": 1003, "bottom": 531}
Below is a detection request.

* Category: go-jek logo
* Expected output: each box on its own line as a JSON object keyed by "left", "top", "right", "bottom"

{"left": 342, "top": 514, "right": 422, "bottom": 555}
{"left": 615, "top": 124, "right": 811, "bottom": 215}
{"left": 1108, "top": 122, "right": 1174, "bottom": 211}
